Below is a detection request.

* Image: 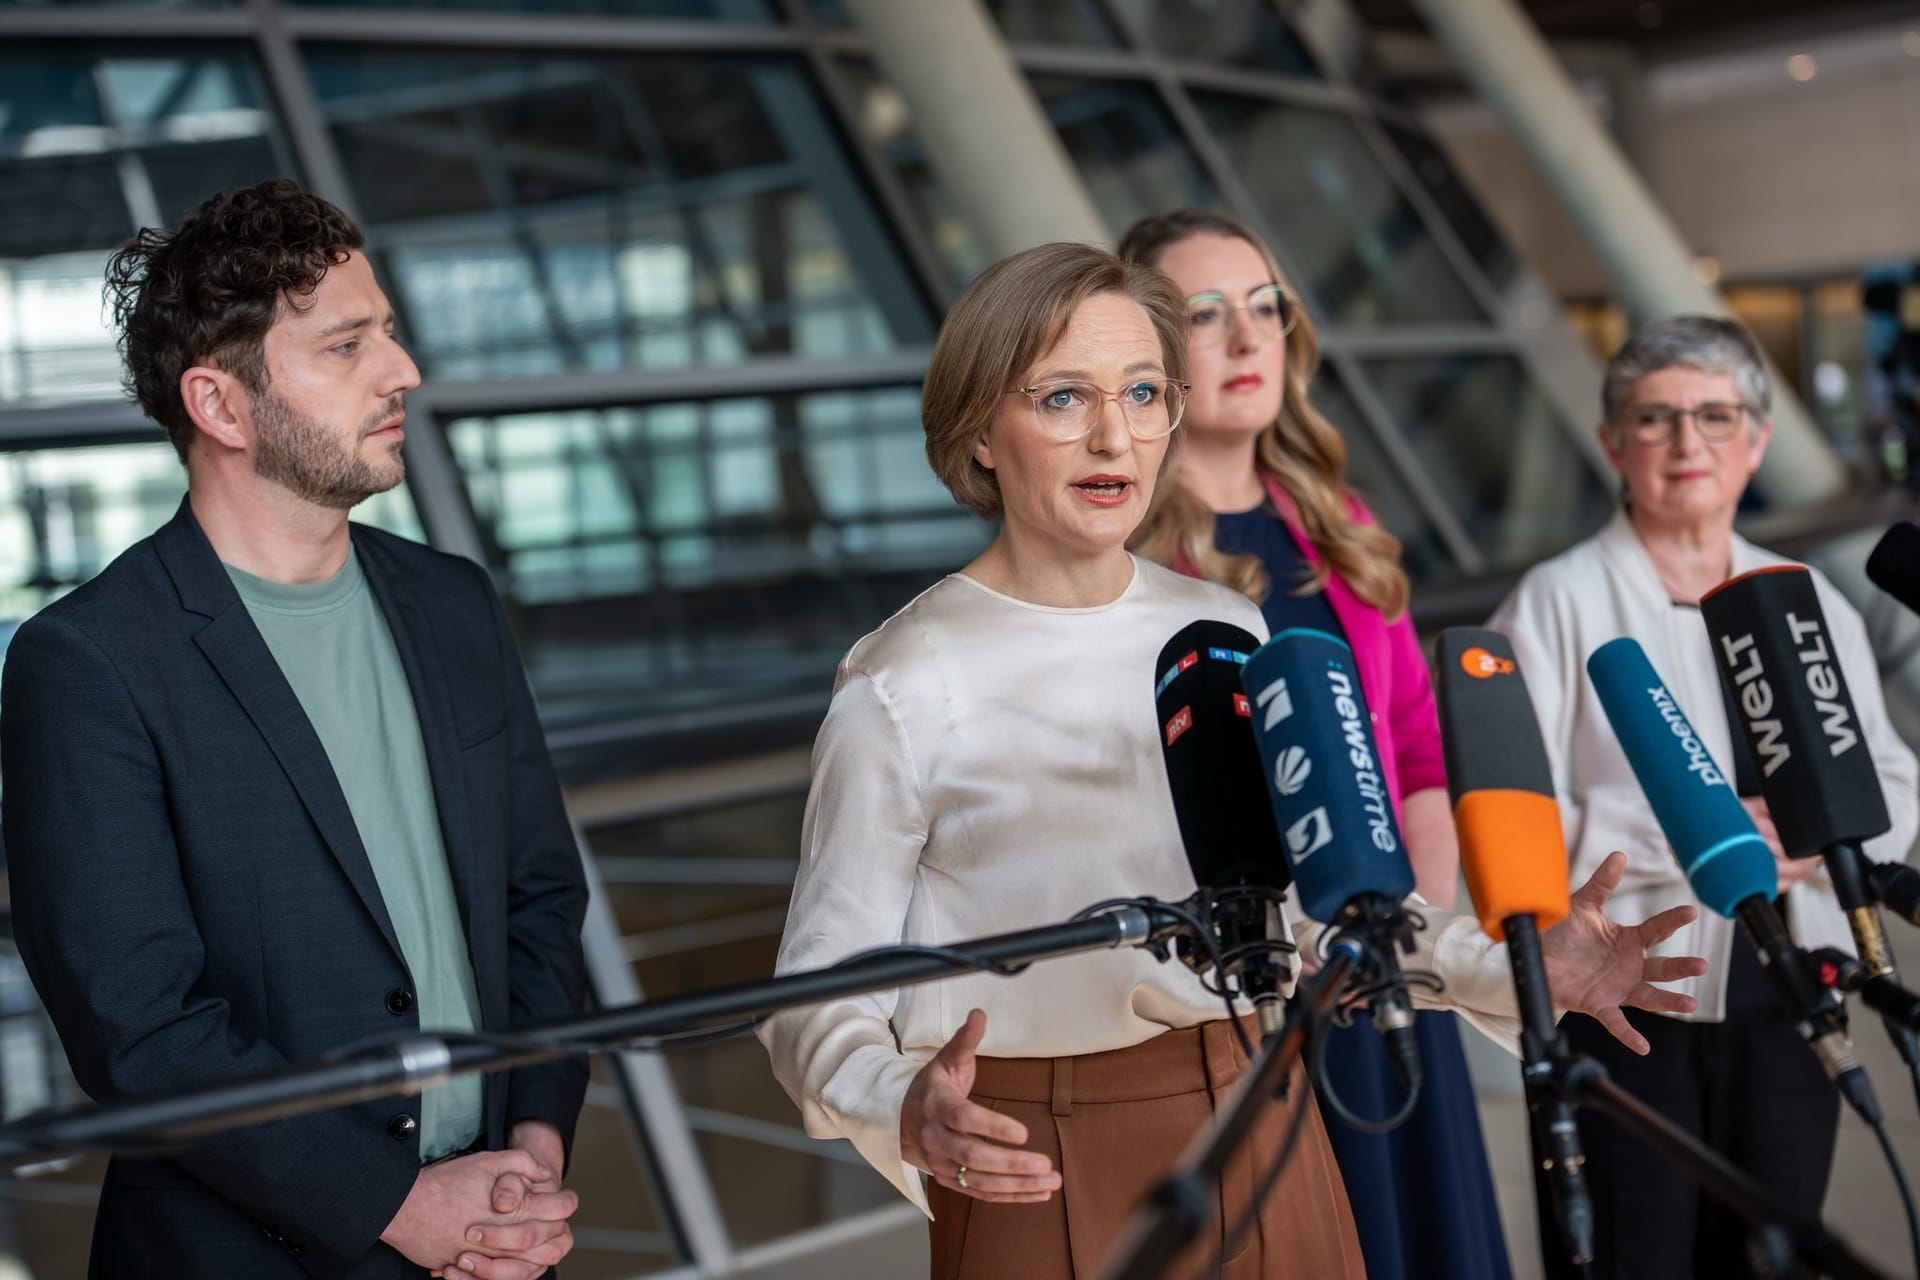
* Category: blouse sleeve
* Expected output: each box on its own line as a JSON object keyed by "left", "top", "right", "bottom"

{"left": 756, "top": 669, "right": 936, "bottom": 1213}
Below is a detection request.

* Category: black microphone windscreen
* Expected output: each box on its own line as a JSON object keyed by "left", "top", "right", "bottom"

{"left": 1153, "top": 620, "right": 1288, "bottom": 894}
{"left": 1867, "top": 521, "right": 1920, "bottom": 617}
{"left": 1699, "top": 565, "right": 1890, "bottom": 853}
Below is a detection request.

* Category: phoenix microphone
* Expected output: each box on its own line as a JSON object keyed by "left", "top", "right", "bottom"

{"left": 1435, "top": 627, "right": 1593, "bottom": 1267}
{"left": 1154, "top": 621, "right": 1294, "bottom": 1034}
{"left": 1587, "top": 638, "right": 1883, "bottom": 1125}
{"left": 1241, "top": 627, "right": 1421, "bottom": 1092}
{"left": 1866, "top": 521, "right": 1920, "bottom": 618}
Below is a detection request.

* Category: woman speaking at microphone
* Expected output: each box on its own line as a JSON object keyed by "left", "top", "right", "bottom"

{"left": 1118, "top": 207, "right": 1511, "bottom": 1280}
{"left": 759, "top": 242, "right": 1704, "bottom": 1280}
{"left": 1490, "top": 316, "right": 1919, "bottom": 1280}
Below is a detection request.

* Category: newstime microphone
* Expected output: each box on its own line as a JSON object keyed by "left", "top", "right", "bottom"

{"left": 1587, "top": 638, "right": 1883, "bottom": 1126}
{"left": 1154, "top": 620, "right": 1295, "bottom": 1035}
{"left": 1241, "top": 627, "right": 1421, "bottom": 1093}
{"left": 1435, "top": 628, "right": 1593, "bottom": 1268}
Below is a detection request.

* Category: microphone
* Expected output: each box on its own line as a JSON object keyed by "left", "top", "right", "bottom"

{"left": 1586, "top": 638, "right": 1883, "bottom": 1125}
{"left": 1866, "top": 521, "right": 1920, "bottom": 618}
{"left": 1154, "top": 620, "right": 1295, "bottom": 1035}
{"left": 1434, "top": 627, "right": 1593, "bottom": 1267}
{"left": 1240, "top": 627, "right": 1421, "bottom": 1092}
{"left": 1870, "top": 862, "right": 1920, "bottom": 929}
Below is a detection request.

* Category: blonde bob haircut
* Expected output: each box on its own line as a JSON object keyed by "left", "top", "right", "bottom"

{"left": 1117, "top": 209, "right": 1409, "bottom": 622}
{"left": 923, "top": 241, "right": 1189, "bottom": 518}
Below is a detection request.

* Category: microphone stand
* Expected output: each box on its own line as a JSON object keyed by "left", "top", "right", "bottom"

{"left": 1826, "top": 843, "right": 1920, "bottom": 1111}
{"left": 0, "top": 902, "right": 1196, "bottom": 1173}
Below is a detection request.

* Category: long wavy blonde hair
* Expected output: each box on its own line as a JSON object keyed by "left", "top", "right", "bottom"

{"left": 1118, "top": 209, "right": 1409, "bottom": 621}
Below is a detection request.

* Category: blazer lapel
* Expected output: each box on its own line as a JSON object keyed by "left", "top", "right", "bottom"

{"left": 155, "top": 502, "right": 406, "bottom": 966}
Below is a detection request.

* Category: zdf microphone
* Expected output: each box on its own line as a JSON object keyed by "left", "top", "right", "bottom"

{"left": 1436, "top": 628, "right": 1593, "bottom": 1268}
{"left": 1154, "top": 620, "right": 1294, "bottom": 1032}
{"left": 1241, "top": 627, "right": 1420, "bottom": 1093}
{"left": 1586, "top": 638, "right": 1883, "bottom": 1125}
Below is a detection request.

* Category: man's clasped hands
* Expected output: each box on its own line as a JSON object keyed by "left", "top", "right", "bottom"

{"left": 380, "top": 1120, "right": 580, "bottom": 1279}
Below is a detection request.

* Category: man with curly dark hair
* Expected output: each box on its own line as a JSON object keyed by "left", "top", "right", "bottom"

{"left": 1, "top": 178, "right": 590, "bottom": 1278}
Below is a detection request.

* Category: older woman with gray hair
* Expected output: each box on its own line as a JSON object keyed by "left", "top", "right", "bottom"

{"left": 1491, "top": 314, "right": 1919, "bottom": 1280}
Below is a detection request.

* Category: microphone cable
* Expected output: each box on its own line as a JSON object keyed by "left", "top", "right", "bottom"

{"left": 1869, "top": 1111, "right": 1920, "bottom": 1278}
{"left": 1306, "top": 919, "right": 1439, "bottom": 1137}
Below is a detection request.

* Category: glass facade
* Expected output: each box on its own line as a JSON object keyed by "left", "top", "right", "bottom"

{"left": 0, "top": 0, "right": 1653, "bottom": 1275}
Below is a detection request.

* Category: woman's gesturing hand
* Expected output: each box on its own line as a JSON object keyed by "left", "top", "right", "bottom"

{"left": 1539, "top": 850, "right": 1709, "bottom": 1055}
{"left": 899, "top": 1008, "right": 1063, "bottom": 1203}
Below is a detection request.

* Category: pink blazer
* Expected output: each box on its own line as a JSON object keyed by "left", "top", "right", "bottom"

{"left": 1175, "top": 476, "right": 1447, "bottom": 822}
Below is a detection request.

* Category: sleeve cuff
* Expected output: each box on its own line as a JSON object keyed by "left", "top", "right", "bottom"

{"left": 818, "top": 1047, "right": 933, "bottom": 1217}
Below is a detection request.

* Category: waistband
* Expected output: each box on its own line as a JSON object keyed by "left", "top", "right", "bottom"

{"left": 970, "top": 1017, "right": 1256, "bottom": 1113}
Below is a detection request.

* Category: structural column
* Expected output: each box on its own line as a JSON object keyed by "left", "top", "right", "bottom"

{"left": 840, "top": 0, "right": 1109, "bottom": 258}
{"left": 1406, "top": 0, "right": 1845, "bottom": 505}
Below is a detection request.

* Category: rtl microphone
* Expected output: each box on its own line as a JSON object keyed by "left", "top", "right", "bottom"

{"left": 1240, "top": 627, "right": 1421, "bottom": 1092}
{"left": 1586, "top": 638, "right": 1883, "bottom": 1125}
{"left": 1866, "top": 521, "right": 1920, "bottom": 619}
{"left": 1700, "top": 567, "right": 1902, "bottom": 986}
{"left": 1154, "top": 621, "right": 1294, "bottom": 1035}
{"left": 1435, "top": 628, "right": 1593, "bottom": 1267}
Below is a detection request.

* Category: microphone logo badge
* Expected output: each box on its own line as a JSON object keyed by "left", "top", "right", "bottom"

{"left": 1461, "top": 647, "right": 1515, "bottom": 679}
{"left": 1787, "top": 611, "right": 1860, "bottom": 757}
{"left": 1274, "top": 745, "right": 1312, "bottom": 795}
{"left": 1164, "top": 705, "right": 1193, "bottom": 746}
{"left": 1233, "top": 692, "right": 1251, "bottom": 718}
{"left": 1284, "top": 805, "right": 1332, "bottom": 861}
{"left": 1252, "top": 676, "right": 1294, "bottom": 731}
{"left": 1647, "top": 683, "right": 1727, "bottom": 789}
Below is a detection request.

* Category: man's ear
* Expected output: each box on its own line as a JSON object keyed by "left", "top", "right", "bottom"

{"left": 179, "top": 365, "right": 249, "bottom": 451}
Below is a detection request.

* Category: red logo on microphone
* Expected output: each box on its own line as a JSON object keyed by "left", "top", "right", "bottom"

{"left": 1177, "top": 651, "right": 1199, "bottom": 674}
{"left": 1233, "top": 692, "right": 1251, "bottom": 718}
{"left": 1165, "top": 705, "right": 1193, "bottom": 745}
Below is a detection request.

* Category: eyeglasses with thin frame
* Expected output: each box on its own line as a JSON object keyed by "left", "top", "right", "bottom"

{"left": 1007, "top": 378, "right": 1190, "bottom": 442}
{"left": 1618, "top": 401, "right": 1750, "bottom": 446}
{"left": 1186, "top": 284, "right": 1297, "bottom": 348}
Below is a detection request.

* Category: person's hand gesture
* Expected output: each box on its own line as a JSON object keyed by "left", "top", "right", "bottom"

{"left": 1540, "top": 851, "right": 1709, "bottom": 1054}
{"left": 383, "top": 1148, "right": 579, "bottom": 1277}
{"left": 899, "top": 1009, "right": 1061, "bottom": 1203}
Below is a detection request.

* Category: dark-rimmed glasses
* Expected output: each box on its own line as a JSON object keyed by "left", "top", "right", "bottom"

{"left": 1618, "top": 401, "right": 1750, "bottom": 445}
{"left": 1007, "top": 378, "right": 1189, "bottom": 442}
{"left": 1186, "top": 284, "right": 1297, "bottom": 348}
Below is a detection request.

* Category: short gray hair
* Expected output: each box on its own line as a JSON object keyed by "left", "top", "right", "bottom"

{"left": 1600, "top": 314, "right": 1771, "bottom": 424}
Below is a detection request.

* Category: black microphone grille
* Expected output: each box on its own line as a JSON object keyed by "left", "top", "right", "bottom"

{"left": 1867, "top": 521, "right": 1920, "bottom": 614}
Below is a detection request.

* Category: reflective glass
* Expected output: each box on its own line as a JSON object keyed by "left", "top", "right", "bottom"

{"left": 1361, "top": 356, "right": 1610, "bottom": 568}
{"left": 1378, "top": 121, "right": 1519, "bottom": 293}
{"left": 1308, "top": 367, "right": 1450, "bottom": 577}
{"left": 444, "top": 388, "right": 991, "bottom": 730}
{"left": 296, "top": 0, "right": 766, "bottom": 12}
{"left": 809, "top": 0, "right": 1119, "bottom": 45}
{"left": 0, "top": 53, "right": 296, "bottom": 405}
{"left": 0, "top": 441, "right": 420, "bottom": 634}
{"left": 1107, "top": 0, "right": 1317, "bottom": 75}
{"left": 305, "top": 51, "right": 934, "bottom": 379}
{"left": 1194, "top": 94, "right": 1487, "bottom": 326}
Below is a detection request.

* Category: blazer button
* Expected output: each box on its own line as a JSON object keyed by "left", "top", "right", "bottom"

{"left": 386, "top": 988, "right": 414, "bottom": 1016}
{"left": 388, "top": 1113, "right": 418, "bottom": 1141}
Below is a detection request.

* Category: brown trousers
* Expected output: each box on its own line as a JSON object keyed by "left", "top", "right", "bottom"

{"left": 927, "top": 1019, "right": 1365, "bottom": 1279}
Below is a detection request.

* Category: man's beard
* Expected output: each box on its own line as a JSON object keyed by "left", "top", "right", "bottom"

{"left": 252, "top": 390, "right": 406, "bottom": 510}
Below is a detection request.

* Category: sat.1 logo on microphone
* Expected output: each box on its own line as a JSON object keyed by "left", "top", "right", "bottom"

{"left": 1274, "top": 746, "right": 1312, "bottom": 795}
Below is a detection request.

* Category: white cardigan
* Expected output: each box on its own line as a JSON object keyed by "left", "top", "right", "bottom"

{"left": 1490, "top": 511, "right": 1920, "bottom": 1023}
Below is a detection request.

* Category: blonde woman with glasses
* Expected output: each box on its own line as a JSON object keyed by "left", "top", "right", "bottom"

{"left": 1120, "top": 207, "right": 1513, "bottom": 1280}
{"left": 760, "top": 241, "right": 1705, "bottom": 1280}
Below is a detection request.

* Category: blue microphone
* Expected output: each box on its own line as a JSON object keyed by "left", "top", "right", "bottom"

{"left": 1586, "top": 638, "right": 1881, "bottom": 1124}
{"left": 1242, "top": 627, "right": 1420, "bottom": 1090}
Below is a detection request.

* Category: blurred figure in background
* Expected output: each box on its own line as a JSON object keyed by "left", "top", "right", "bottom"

{"left": 1491, "top": 315, "right": 1919, "bottom": 1280}
{"left": 1119, "top": 207, "right": 1513, "bottom": 1280}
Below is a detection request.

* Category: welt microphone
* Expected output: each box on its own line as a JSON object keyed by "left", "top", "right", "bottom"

{"left": 1435, "top": 628, "right": 1593, "bottom": 1267}
{"left": 1700, "top": 567, "right": 1903, "bottom": 984}
{"left": 1154, "top": 620, "right": 1293, "bottom": 1034}
{"left": 1866, "top": 521, "right": 1920, "bottom": 618}
{"left": 1587, "top": 638, "right": 1883, "bottom": 1125}
{"left": 1241, "top": 627, "right": 1421, "bottom": 1091}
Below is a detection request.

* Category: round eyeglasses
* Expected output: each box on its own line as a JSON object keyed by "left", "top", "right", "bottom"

{"left": 1618, "top": 401, "right": 1750, "bottom": 446}
{"left": 1186, "top": 284, "right": 1298, "bottom": 348}
{"left": 1008, "top": 378, "right": 1189, "bottom": 442}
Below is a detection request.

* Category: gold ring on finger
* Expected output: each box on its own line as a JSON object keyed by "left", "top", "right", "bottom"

{"left": 956, "top": 1164, "right": 969, "bottom": 1190}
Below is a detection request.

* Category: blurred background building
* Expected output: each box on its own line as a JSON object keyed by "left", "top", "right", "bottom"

{"left": 0, "top": 0, "right": 1915, "bottom": 1276}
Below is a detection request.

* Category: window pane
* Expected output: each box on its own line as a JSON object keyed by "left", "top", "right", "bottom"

{"left": 1361, "top": 356, "right": 1610, "bottom": 567}
{"left": 809, "top": 0, "right": 1120, "bottom": 45}
{"left": 444, "top": 388, "right": 990, "bottom": 732}
{"left": 295, "top": 0, "right": 769, "bottom": 12}
{"left": 306, "top": 51, "right": 934, "bottom": 379}
{"left": 1814, "top": 277, "right": 1868, "bottom": 458}
{"left": 1107, "top": 0, "right": 1317, "bottom": 75}
{"left": 1194, "top": 94, "right": 1487, "bottom": 326}
{"left": 0, "top": 52, "right": 297, "bottom": 405}
{"left": 1309, "top": 367, "right": 1450, "bottom": 577}
{"left": 1378, "top": 121, "right": 1518, "bottom": 293}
